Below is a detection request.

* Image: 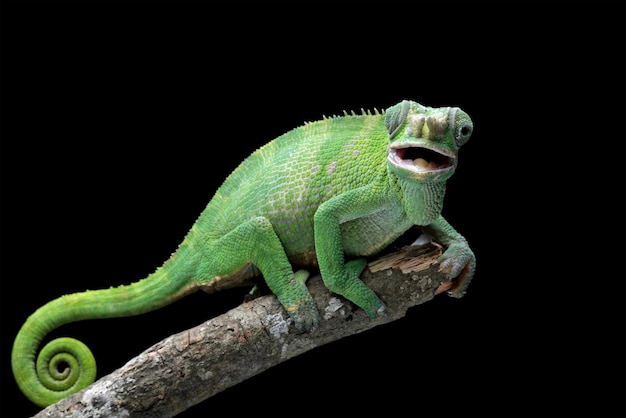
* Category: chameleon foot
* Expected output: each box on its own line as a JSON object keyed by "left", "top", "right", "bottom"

{"left": 276, "top": 270, "right": 319, "bottom": 332}
{"left": 286, "top": 298, "right": 319, "bottom": 332}
{"left": 323, "top": 258, "right": 386, "bottom": 319}
{"left": 438, "top": 242, "right": 476, "bottom": 298}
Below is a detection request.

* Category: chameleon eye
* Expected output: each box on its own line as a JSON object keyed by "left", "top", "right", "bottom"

{"left": 455, "top": 122, "right": 473, "bottom": 146}
{"left": 450, "top": 106, "right": 473, "bottom": 147}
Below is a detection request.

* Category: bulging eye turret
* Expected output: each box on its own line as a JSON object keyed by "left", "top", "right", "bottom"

{"left": 450, "top": 108, "right": 473, "bottom": 147}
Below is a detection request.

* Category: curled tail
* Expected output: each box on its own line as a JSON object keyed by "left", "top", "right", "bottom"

{"left": 12, "top": 248, "right": 198, "bottom": 407}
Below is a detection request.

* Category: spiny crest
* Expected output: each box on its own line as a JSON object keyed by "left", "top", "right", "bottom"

{"left": 308, "top": 107, "right": 382, "bottom": 123}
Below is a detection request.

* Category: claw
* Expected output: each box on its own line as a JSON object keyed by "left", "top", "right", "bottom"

{"left": 437, "top": 243, "right": 476, "bottom": 298}
{"left": 287, "top": 299, "right": 319, "bottom": 332}
{"left": 446, "top": 259, "right": 475, "bottom": 298}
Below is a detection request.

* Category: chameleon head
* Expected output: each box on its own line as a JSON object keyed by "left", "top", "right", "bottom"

{"left": 385, "top": 100, "right": 473, "bottom": 182}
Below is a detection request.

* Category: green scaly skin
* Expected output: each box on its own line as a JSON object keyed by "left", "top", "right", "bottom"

{"left": 12, "top": 100, "right": 476, "bottom": 407}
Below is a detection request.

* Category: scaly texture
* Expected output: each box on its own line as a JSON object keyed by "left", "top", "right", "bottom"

{"left": 12, "top": 99, "right": 476, "bottom": 408}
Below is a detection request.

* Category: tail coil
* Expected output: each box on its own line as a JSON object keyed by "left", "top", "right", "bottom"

{"left": 12, "top": 327, "right": 97, "bottom": 408}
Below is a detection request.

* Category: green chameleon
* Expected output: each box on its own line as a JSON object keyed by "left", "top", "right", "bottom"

{"left": 12, "top": 99, "right": 476, "bottom": 407}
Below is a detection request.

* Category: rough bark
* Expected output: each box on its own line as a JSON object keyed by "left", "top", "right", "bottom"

{"left": 33, "top": 243, "right": 452, "bottom": 418}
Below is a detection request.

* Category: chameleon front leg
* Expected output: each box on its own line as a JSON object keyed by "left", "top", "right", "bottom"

{"left": 202, "top": 216, "right": 319, "bottom": 331}
{"left": 313, "top": 189, "right": 387, "bottom": 318}
{"left": 420, "top": 215, "right": 476, "bottom": 298}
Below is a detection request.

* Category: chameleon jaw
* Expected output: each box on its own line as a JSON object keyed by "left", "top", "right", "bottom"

{"left": 387, "top": 143, "right": 455, "bottom": 175}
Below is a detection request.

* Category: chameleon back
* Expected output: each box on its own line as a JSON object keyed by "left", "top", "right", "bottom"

{"left": 195, "top": 113, "right": 390, "bottom": 263}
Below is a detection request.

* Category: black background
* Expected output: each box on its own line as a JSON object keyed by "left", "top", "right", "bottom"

{"left": 1, "top": 1, "right": 624, "bottom": 417}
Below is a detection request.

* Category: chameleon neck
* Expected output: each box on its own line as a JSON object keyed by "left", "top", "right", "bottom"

{"left": 396, "top": 177, "right": 448, "bottom": 226}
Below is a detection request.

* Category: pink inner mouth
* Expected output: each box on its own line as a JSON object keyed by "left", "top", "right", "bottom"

{"left": 389, "top": 146, "right": 454, "bottom": 173}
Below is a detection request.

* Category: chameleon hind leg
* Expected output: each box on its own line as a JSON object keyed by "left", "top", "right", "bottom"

{"left": 202, "top": 216, "right": 319, "bottom": 331}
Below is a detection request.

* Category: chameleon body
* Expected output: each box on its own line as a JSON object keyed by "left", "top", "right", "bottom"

{"left": 12, "top": 99, "right": 476, "bottom": 407}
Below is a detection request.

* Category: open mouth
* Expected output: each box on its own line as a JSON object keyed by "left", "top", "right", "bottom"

{"left": 387, "top": 144, "right": 455, "bottom": 174}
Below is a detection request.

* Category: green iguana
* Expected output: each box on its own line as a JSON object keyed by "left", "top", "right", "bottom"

{"left": 12, "top": 99, "right": 476, "bottom": 408}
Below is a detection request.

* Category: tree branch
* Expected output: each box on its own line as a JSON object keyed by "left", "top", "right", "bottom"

{"left": 33, "top": 243, "right": 452, "bottom": 418}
